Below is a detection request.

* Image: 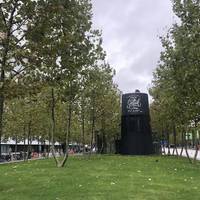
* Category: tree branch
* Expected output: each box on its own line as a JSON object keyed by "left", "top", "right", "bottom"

{"left": 0, "top": 3, "right": 7, "bottom": 28}
{"left": 1, "top": 0, "right": 19, "bottom": 71}
{"left": 10, "top": 18, "right": 29, "bottom": 35}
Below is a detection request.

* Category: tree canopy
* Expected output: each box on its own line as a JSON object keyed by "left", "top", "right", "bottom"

{"left": 150, "top": 0, "right": 200, "bottom": 146}
{"left": 0, "top": 0, "right": 121, "bottom": 166}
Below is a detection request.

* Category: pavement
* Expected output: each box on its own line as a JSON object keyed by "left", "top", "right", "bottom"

{"left": 163, "top": 148, "right": 200, "bottom": 160}
{"left": 0, "top": 157, "right": 46, "bottom": 165}
{"left": 0, "top": 149, "right": 200, "bottom": 165}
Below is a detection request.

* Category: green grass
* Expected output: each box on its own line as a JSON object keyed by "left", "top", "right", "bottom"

{"left": 0, "top": 155, "right": 200, "bottom": 200}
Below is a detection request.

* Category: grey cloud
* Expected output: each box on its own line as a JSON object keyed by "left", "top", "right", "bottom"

{"left": 92, "top": 0, "right": 175, "bottom": 94}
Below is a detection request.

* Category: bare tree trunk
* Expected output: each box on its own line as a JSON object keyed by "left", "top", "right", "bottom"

{"left": 0, "top": 1, "right": 18, "bottom": 157}
{"left": 90, "top": 107, "right": 95, "bottom": 155}
{"left": 26, "top": 121, "right": 31, "bottom": 160}
{"left": 0, "top": 71, "right": 5, "bottom": 158}
{"left": 172, "top": 125, "right": 178, "bottom": 156}
{"left": 161, "top": 130, "right": 166, "bottom": 155}
{"left": 193, "top": 122, "right": 199, "bottom": 163}
{"left": 88, "top": 92, "right": 96, "bottom": 156}
{"left": 15, "top": 135, "right": 17, "bottom": 156}
{"left": 193, "top": 139, "right": 199, "bottom": 164}
{"left": 166, "top": 129, "right": 170, "bottom": 155}
{"left": 192, "top": 129, "right": 195, "bottom": 148}
{"left": 48, "top": 129, "right": 51, "bottom": 158}
{"left": 81, "top": 101, "right": 85, "bottom": 154}
{"left": 58, "top": 101, "right": 72, "bottom": 167}
{"left": 180, "top": 131, "right": 184, "bottom": 157}
{"left": 0, "top": 0, "right": 19, "bottom": 157}
{"left": 101, "top": 132, "right": 107, "bottom": 154}
{"left": 100, "top": 135, "right": 104, "bottom": 154}
{"left": 37, "top": 136, "right": 40, "bottom": 156}
{"left": 43, "top": 139, "right": 46, "bottom": 157}
{"left": 162, "top": 145, "right": 166, "bottom": 155}
{"left": 184, "top": 132, "right": 192, "bottom": 163}
{"left": 100, "top": 112, "right": 106, "bottom": 154}
{"left": 23, "top": 125, "right": 26, "bottom": 161}
{"left": 0, "top": 89, "right": 4, "bottom": 157}
{"left": 50, "top": 88, "right": 59, "bottom": 166}
{"left": 50, "top": 87, "right": 72, "bottom": 167}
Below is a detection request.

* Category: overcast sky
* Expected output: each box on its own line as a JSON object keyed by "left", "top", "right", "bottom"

{"left": 92, "top": 0, "right": 175, "bottom": 95}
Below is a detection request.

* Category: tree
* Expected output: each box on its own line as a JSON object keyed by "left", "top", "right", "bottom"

{"left": 25, "top": 0, "right": 106, "bottom": 167}
{"left": 0, "top": 0, "right": 49, "bottom": 156}
{"left": 1, "top": 0, "right": 121, "bottom": 166}
{"left": 150, "top": 0, "right": 200, "bottom": 162}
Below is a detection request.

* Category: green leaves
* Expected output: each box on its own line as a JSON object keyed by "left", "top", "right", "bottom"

{"left": 150, "top": 0, "right": 200, "bottom": 136}
{"left": 0, "top": 0, "right": 120, "bottom": 158}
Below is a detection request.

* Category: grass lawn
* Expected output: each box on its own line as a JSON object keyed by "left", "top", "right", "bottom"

{"left": 0, "top": 155, "right": 200, "bottom": 200}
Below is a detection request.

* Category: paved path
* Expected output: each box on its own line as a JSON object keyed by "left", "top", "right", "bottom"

{"left": 163, "top": 148, "right": 200, "bottom": 160}
{"left": 0, "top": 153, "right": 82, "bottom": 165}
{"left": 0, "top": 157, "right": 46, "bottom": 165}
{"left": 1, "top": 150, "right": 200, "bottom": 165}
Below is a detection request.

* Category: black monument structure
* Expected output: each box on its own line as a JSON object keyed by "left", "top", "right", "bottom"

{"left": 120, "top": 90, "right": 153, "bottom": 155}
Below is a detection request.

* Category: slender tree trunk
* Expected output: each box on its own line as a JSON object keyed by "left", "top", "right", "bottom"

{"left": 58, "top": 100, "right": 72, "bottom": 167}
{"left": 166, "top": 129, "right": 170, "bottom": 155}
{"left": 43, "top": 140, "right": 45, "bottom": 156}
{"left": 89, "top": 92, "right": 96, "bottom": 156}
{"left": 26, "top": 121, "right": 31, "bottom": 160}
{"left": 0, "top": 72, "right": 4, "bottom": 157}
{"left": 23, "top": 125, "right": 26, "bottom": 161}
{"left": 0, "top": 0, "right": 19, "bottom": 157}
{"left": 102, "top": 132, "right": 107, "bottom": 154}
{"left": 193, "top": 137, "right": 199, "bottom": 164}
{"left": 161, "top": 130, "right": 166, "bottom": 155}
{"left": 81, "top": 102, "right": 85, "bottom": 154}
{"left": 162, "top": 145, "right": 166, "bottom": 155}
{"left": 193, "top": 122, "right": 199, "bottom": 163}
{"left": 0, "top": 24, "right": 8, "bottom": 158}
{"left": 48, "top": 129, "right": 51, "bottom": 158}
{"left": 192, "top": 129, "right": 195, "bottom": 148}
{"left": 184, "top": 132, "right": 192, "bottom": 163}
{"left": 172, "top": 125, "right": 178, "bottom": 156}
{"left": 0, "top": 2, "right": 17, "bottom": 157}
{"left": 37, "top": 136, "right": 40, "bottom": 156}
{"left": 26, "top": 133, "right": 30, "bottom": 160}
{"left": 15, "top": 135, "right": 17, "bottom": 156}
{"left": 90, "top": 107, "right": 95, "bottom": 155}
{"left": 50, "top": 87, "right": 72, "bottom": 167}
{"left": 56, "top": 88, "right": 73, "bottom": 168}
{"left": 0, "top": 92, "right": 4, "bottom": 157}
{"left": 100, "top": 113, "right": 106, "bottom": 154}
{"left": 180, "top": 131, "right": 184, "bottom": 157}
{"left": 50, "top": 88, "right": 59, "bottom": 166}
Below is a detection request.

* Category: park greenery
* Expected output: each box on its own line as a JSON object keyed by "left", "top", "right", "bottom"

{"left": 149, "top": 0, "right": 200, "bottom": 162}
{"left": 0, "top": 0, "right": 121, "bottom": 167}
{"left": 0, "top": 0, "right": 199, "bottom": 169}
{"left": 0, "top": 155, "right": 200, "bottom": 200}
{"left": 0, "top": 1, "right": 200, "bottom": 199}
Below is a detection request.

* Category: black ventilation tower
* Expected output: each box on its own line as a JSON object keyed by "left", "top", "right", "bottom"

{"left": 120, "top": 90, "right": 153, "bottom": 155}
